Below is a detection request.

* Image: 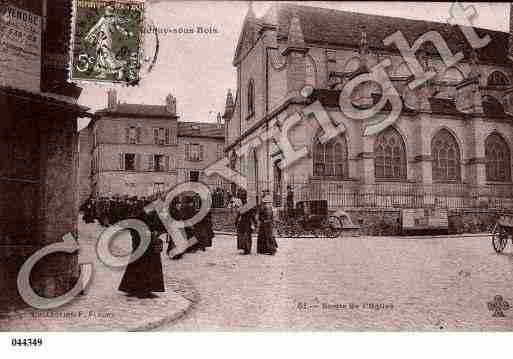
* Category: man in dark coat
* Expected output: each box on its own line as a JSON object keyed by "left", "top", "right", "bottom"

{"left": 286, "top": 185, "right": 295, "bottom": 219}
{"left": 118, "top": 204, "right": 165, "bottom": 298}
{"left": 166, "top": 196, "right": 197, "bottom": 259}
{"left": 193, "top": 209, "right": 214, "bottom": 251}
{"left": 235, "top": 192, "right": 257, "bottom": 255}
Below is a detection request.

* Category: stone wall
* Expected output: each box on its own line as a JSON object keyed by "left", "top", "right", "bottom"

{"left": 211, "top": 207, "right": 511, "bottom": 237}
{"left": 0, "top": 100, "right": 80, "bottom": 311}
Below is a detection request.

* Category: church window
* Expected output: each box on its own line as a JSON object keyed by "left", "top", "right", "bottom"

{"left": 247, "top": 79, "right": 254, "bottom": 118}
{"left": 486, "top": 133, "right": 511, "bottom": 182}
{"left": 431, "top": 129, "right": 461, "bottom": 182}
{"left": 374, "top": 127, "right": 407, "bottom": 180}
{"left": 313, "top": 134, "right": 348, "bottom": 179}
{"left": 488, "top": 71, "right": 509, "bottom": 87}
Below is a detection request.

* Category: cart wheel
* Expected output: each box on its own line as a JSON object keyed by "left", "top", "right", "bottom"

{"left": 491, "top": 223, "right": 508, "bottom": 253}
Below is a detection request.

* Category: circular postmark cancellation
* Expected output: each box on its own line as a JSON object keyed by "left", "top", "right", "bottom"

{"left": 70, "top": 0, "right": 157, "bottom": 86}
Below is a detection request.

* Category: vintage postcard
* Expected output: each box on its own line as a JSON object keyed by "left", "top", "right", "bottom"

{"left": 2, "top": 1, "right": 513, "bottom": 350}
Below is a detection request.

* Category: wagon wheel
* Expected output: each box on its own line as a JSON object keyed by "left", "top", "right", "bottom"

{"left": 491, "top": 223, "right": 508, "bottom": 253}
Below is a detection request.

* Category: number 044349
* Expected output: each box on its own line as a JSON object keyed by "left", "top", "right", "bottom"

{"left": 11, "top": 338, "right": 43, "bottom": 347}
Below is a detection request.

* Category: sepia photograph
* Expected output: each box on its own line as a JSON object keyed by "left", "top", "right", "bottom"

{"left": 1, "top": 0, "right": 513, "bottom": 355}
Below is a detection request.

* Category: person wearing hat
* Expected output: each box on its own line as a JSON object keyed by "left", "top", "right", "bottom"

{"left": 235, "top": 189, "right": 257, "bottom": 255}
{"left": 256, "top": 190, "right": 278, "bottom": 255}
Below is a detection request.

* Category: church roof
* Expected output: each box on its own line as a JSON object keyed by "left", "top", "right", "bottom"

{"left": 96, "top": 104, "right": 177, "bottom": 118}
{"left": 268, "top": 4, "right": 509, "bottom": 66}
{"left": 178, "top": 121, "right": 225, "bottom": 139}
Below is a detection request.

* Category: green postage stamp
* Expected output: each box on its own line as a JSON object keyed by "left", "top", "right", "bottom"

{"left": 71, "top": 0, "right": 145, "bottom": 85}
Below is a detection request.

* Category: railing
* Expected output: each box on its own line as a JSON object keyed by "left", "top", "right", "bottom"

{"left": 227, "top": 180, "right": 513, "bottom": 210}
{"left": 167, "top": 175, "right": 513, "bottom": 210}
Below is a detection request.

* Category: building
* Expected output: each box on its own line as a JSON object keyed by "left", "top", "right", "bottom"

{"left": 78, "top": 90, "right": 226, "bottom": 202}
{"left": 223, "top": 3, "right": 513, "bottom": 209}
{"left": 0, "top": 0, "right": 87, "bottom": 309}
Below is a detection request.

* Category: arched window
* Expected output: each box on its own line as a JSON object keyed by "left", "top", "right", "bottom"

{"left": 305, "top": 55, "right": 317, "bottom": 87}
{"left": 486, "top": 133, "right": 511, "bottom": 182}
{"left": 374, "top": 127, "right": 407, "bottom": 180}
{"left": 431, "top": 129, "right": 461, "bottom": 182}
{"left": 247, "top": 79, "right": 254, "bottom": 117}
{"left": 313, "top": 135, "right": 348, "bottom": 179}
{"left": 487, "top": 71, "right": 509, "bottom": 87}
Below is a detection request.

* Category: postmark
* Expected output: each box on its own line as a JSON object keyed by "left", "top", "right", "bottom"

{"left": 70, "top": 0, "right": 145, "bottom": 85}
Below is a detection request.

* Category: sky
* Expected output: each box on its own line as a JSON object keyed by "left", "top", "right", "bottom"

{"left": 76, "top": 1, "right": 510, "bottom": 131}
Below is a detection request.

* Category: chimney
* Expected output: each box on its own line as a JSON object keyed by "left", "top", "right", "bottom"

{"left": 223, "top": 89, "right": 235, "bottom": 120}
{"left": 107, "top": 89, "right": 117, "bottom": 109}
{"left": 165, "top": 94, "right": 176, "bottom": 116}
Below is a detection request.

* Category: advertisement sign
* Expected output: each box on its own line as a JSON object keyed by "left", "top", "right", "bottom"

{"left": 402, "top": 208, "right": 448, "bottom": 231}
{"left": 0, "top": 4, "right": 42, "bottom": 92}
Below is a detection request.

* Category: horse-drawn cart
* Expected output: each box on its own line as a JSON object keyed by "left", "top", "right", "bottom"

{"left": 276, "top": 199, "right": 352, "bottom": 238}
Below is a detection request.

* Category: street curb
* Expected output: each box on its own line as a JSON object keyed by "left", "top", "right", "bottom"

{"left": 0, "top": 277, "right": 201, "bottom": 332}
{"left": 129, "top": 278, "right": 201, "bottom": 332}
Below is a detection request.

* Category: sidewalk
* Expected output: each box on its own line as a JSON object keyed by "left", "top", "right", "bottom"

{"left": 0, "top": 221, "right": 199, "bottom": 331}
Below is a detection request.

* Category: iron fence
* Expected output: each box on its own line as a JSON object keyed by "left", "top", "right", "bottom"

{"left": 204, "top": 178, "right": 513, "bottom": 210}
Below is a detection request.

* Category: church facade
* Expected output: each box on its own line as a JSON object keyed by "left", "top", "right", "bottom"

{"left": 223, "top": 4, "right": 513, "bottom": 209}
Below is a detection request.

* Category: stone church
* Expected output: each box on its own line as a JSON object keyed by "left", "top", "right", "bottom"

{"left": 223, "top": 3, "right": 513, "bottom": 209}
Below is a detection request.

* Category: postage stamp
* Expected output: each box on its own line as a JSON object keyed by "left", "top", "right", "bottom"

{"left": 71, "top": 0, "right": 145, "bottom": 85}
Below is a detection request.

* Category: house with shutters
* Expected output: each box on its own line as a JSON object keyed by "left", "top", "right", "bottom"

{"left": 78, "top": 90, "right": 225, "bottom": 201}
{"left": 223, "top": 3, "right": 513, "bottom": 209}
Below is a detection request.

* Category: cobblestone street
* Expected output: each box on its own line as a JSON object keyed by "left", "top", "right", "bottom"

{"left": 161, "top": 233, "right": 513, "bottom": 330}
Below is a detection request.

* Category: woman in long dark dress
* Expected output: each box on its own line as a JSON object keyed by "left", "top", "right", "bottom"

{"left": 256, "top": 194, "right": 278, "bottom": 255}
{"left": 118, "top": 206, "right": 165, "bottom": 298}
{"left": 193, "top": 209, "right": 214, "bottom": 251}
{"left": 235, "top": 195, "right": 257, "bottom": 255}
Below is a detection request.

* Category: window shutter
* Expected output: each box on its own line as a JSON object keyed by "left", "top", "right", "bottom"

{"left": 136, "top": 127, "right": 141, "bottom": 143}
{"left": 135, "top": 154, "right": 141, "bottom": 171}
{"left": 185, "top": 143, "right": 190, "bottom": 161}
{"left": 119, "top": 153, "right": 124, "bottom": 170}
{"left": 200, "top": 145, "right": 204, "bottom": 161}
{"left": 148, "top": 154, "right": 154, "bottom": 171}
{"left": 165, "top": 128, "right": 170, "bottom": 144}
{"left": 153, "top": 128, "right": 158, "bottom": 144}
{"left": 165, "top": 155, "right": 170, "bottom": 171}
{"left": 125, "top": 128, "right": 129, "bottom": 144}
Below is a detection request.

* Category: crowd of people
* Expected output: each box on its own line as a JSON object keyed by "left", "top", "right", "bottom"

{"left": 79, "top": 186, "right": 294, "bottom": 299}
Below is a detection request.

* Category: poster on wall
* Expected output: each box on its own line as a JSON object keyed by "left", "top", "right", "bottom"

{"left": 0, "top": 4, "right": 41, "bottom": 92}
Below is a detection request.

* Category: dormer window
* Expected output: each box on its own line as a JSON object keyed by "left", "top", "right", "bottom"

{"left": 247, "top": 78, "right": 254, "bottom": 119}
